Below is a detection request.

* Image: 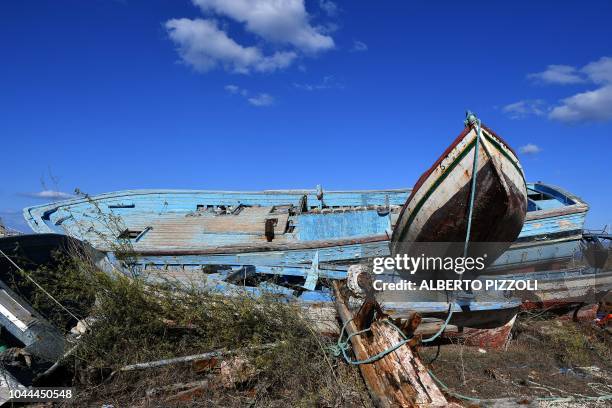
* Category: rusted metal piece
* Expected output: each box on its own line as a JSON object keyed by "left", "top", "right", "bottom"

{"left": 460, "top": 315, "right": 516, "bottom": 350}
{"left": 264, "top": 218, "right": 277, "bottom": 242}
{"left": 332, "top": 281, "right": 448, "bottom": 408}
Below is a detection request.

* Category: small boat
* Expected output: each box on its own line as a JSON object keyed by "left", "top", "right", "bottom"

{"left": 391, "top": 112, "right": 528, "bottom": 271}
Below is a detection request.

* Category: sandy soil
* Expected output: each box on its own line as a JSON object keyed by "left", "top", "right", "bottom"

{"left": 421, "top": 314, "right": 612, "bottom": 406}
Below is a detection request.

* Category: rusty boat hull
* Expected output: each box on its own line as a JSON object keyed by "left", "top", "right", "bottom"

{"left": 391, "top": 119, "right": 528, "bottom": 275}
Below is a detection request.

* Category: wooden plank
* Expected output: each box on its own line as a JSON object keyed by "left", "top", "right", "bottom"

{"left": 332, "top": 282, "right": 449, "bottom": 408}
{"left": 332, "top": 282, "right": 391, "bottom": 407}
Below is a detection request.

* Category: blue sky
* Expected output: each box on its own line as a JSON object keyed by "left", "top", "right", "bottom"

{"left": 1, "top": 0, "right": 611, "bottom": 231}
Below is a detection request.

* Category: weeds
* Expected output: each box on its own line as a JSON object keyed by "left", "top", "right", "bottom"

{"left": 3, "top": 244, "right": 368, "bottom": 407}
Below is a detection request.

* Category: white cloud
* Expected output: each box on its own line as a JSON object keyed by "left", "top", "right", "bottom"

{"left": 21, "top": 190, "right": 74, "bottom": 200}
{"left": 224, "top": 84, "right": 248, "bottom": 96}
{"left": 225, "top": 85, "right": 273, "bottom": 107}
{"left": 522, "top": 56, "right": 612, "bottom": 123}
{"left": 502, "top": 99, "right": 546, "bottom": 119}
{"left": 224, "top": 84, "right": 240, "bottom": 93}
{"left": 248, "top": 93, "right": 274, "bottom": 107}
{"left": 549, "top": 85, "right": 612, "bottom": 122}
{"left": 527, "top": 64, "right": 585, "bottom": 85}
{"left": 547, "top": 56, "right": 612, "bottom": 122}
{"left": 293, "top": 75, "right": 341, "bottom": 91}
{"left": 192, "top": 0, "right": 334, "bottom": 53}
{"left": 519, "top": 144, "right": 542, "bottom": 155}
{"left": 351, "top": 40, "right": 368, "bottom": 52}
{"left": 582, "top": 56, "right": 612, "bottom": 84}
{"left": 319, "top": 0, "right": 338, "bottom": 17}
{"left": 166, "top": 18, "right": 296, "bottom": 74}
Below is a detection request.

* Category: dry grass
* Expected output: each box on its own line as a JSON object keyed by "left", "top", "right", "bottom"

{"left": 423, "top": 313, "right": 612, "bottom": 402}
{"left": 6, "top": 250, "right": 370, "bottom": 407}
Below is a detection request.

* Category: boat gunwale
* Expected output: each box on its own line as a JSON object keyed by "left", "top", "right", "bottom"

{"left": 23, "top": 188, "right": 413, "bottom": 233}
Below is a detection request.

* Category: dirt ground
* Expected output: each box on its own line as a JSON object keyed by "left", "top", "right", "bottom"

{"left": 421, "top": 313, "right": 612, "bottom": 406}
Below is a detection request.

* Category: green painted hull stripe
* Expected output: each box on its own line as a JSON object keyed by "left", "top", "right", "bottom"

{"left": 482, "top": 131, "right": 525, "bottom": 182}
{"left": 400, "top": 138, "right": 477, "bottom": 239}
{"left": 398, "top": 131, "right": 525, "bottom": 239}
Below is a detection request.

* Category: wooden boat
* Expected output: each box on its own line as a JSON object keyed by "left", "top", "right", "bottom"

{"left": 391, "top": 112, "right": 528, "bottom": 270}
{"left": 22, "top": 183, "right": 586, "bottom": 271}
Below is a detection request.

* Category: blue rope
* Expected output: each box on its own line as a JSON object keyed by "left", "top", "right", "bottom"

{"left": 331, "top": 317, "right": 410, "bottom": 365}
{"left": 420, "top": 112, "right": 482, "bottom": 344}
{"left": 463, "top": 111, "right": 482, "bottom": 259}
{"left": 421, "top": 303, "right": 454, "bottom": 343}
{"left": 334, "top": 113, "right": 484, "bottom": 359}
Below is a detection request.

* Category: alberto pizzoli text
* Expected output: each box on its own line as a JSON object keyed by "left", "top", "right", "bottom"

{"left": 372, "top": 279, "right": 537, "bottom": 292}
{"left": 371, "top": 255, "right": 537, "bottom": 292}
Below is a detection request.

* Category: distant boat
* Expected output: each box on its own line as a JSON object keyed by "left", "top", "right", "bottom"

{"left": 391, "top": 112, "right": 528, "bottom": 272}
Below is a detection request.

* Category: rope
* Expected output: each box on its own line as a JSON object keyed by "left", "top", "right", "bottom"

{"left": 421, "top": 303, "right": 454, "bottom": 343}
{"left": 0, "top": 248, "right": 81, "bottom": 322}
{"left": 463, "top": 111, "right": 482, "bottom": 259}
{"left": 330, "top": 316, "right": 410, "bottom": 365}
{"left": 425, "top": 343, "right": 442, "bottom": 365}
{"left": 420, "top": 112, "right": 482, "bottom": 344}
{"left": 333, "top": 113, "right": 482, "bottom": 359}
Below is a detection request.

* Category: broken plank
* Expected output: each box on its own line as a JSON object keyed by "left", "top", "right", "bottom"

{"left": 332, "top": 282, "right": 449, "bottom": 407}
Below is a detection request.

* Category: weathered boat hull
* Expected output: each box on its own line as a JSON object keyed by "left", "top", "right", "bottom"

{"left": 391, "top": 119, "right": 527, "bottom": 274}
{"left": 383, "top": 299, "right": 520, "bottom": 329}
{"left": 23, "top": 184, "right": 582, "bottom": 267}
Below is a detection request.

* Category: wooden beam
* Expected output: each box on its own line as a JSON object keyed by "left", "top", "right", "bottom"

{"left": 333, "top": 282, "right": 391, "bottom": 407}
{"left": 332, "top": 282, "right": 449, "bottom": 407}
